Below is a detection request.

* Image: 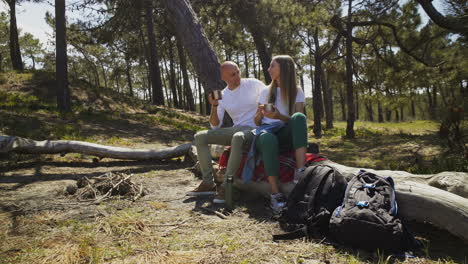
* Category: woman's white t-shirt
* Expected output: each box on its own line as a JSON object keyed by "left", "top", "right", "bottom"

{"left": 258, "top": 87, "right": 305, "bottom": 124}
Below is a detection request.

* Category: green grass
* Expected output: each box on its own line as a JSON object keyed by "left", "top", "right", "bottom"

{"left": 313, "top": 121, "right": 467, "bottom": 173}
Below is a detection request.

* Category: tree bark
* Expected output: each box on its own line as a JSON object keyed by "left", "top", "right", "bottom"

{"left": 324, "top": 69, "right": 334, "bottom": 129}
{"left": 378, "top": 101, "right": 384, "bottom": 122}
{"left": 168, "top": 37, "right": 179, "bottom": 108}
{"left": 124, "top": 52, "right": 133, "bottom": 97}
{"left": 0, "top": 136, "right": 191, "bottom": 161}
{"left": 312, "top": 28, "right": 324, "bottom": 138}
{"left": 415, "top": 0, "right": 468, "bottom": 36}
{"left": 144, "top": 0, "right": 165, "bottom": 106}
{"left": 55, "top": 0, "right": 71, "bottom": 112}
{"left": 161, "top": 0, "right": 225, "bottom": 94}
{"left": 7, "top": 0, "right": 23, "bottom": 71}
{"left": 345, "top": 0, "right": 355, "bottom": 138}
{"left": 244, "top": 50, "right": 249, "bottom": 78}
{"left": 176, "top": 35, "right": 195, "bottom": 111}
{"left": 339, "top": 85, "right": 346, "bottom": 121}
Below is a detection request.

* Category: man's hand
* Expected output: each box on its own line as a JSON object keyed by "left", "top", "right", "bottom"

{"left": 208, "top": 92, "right": 219, "bottom": 106}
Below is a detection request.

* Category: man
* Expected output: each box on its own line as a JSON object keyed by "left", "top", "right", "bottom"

{"left": 187, "top": 61, "right": 265, "bottom": 203}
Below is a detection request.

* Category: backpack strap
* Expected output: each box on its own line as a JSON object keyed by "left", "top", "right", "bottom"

{"left": 273, "top": 226, "right": 308, "bottom": 240}
{"left": 276, "top": 165, "right": 334, "bottom": 240}
{"left": 305, "top": 166, "right": 333, "bottom": 215}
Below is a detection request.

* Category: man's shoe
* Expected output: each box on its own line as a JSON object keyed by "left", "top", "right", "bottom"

{"left": 186, "top": 182, "right": 216, "bottom": 196}
{"left": 270, "top": 193, "right": 286, "bottom": 214}
{"left": 213, "top": 185, "right": 225, "bottom": 204}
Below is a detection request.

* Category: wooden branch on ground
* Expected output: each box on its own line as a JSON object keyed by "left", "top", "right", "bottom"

{"left": 0, "top": 136, "right": 191, "bottom": 161}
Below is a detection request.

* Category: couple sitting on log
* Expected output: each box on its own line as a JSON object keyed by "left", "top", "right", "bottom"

{"left": 187, "top": 55, "right": 308, "bottom": 213}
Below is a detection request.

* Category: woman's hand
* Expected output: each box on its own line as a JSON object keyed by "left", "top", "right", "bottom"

{"left": 263, "top": 105, "right": 280, "bottom": 119}
{"left": 255, "top": 105, "right": 264, "bottom": 125}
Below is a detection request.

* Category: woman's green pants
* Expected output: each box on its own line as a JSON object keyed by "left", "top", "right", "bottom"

{"left": 255, "top": 112, "right": 308, "bottom": 177}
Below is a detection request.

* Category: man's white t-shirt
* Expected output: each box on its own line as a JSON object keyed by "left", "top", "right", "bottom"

{"left": 211, "top": 78, "right": 266, "bottom": 129}
{"left": 258, "top": 87, "right": 305, "bottom": 125}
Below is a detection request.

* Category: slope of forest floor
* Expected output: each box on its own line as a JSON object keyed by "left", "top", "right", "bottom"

{"left": 1, "top": 71, "right": 467, "bottom": 264}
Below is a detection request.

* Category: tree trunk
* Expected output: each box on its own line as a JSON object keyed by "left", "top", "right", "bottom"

{"left": 97, "top": 57, "right": 108, "bottom": 90}
{"left": 433, "top": 85, "right": 438, "bottom": 119}
{"left": 31, "top": 55, "right": 35, "bottom": 70}
{"left": 232, "top": 0, "right": 271, "bottom": 83}
{"left": 144, "top": 0, "right": 164, "bottom": 106}
{"left": 339, "top": 85, "right": 346, "bottom": 121}
{"left": 244, "top": 50, "right": 249, "bottom": 77}
{"left": 324, "top": 70, "right": 334, "bottom": 129}
{"left": 55, "top": 0, "right": 71, "bottom": 112}
{"left": 168, "top": 38, "right": 179, "bottom": 108}
{"left": 124, "top": 52, "right": 133, "bottom": 97}
{"left": 253, "top": 53, "right": 258, "bottom": 79}
{"left": 378, "top": 101, "right": 384, "bottom": 122}
{"left": 426, "top": 87, "right": 435, "bottom": 119}
{"left": 312, "top": 29, "right": 324, "bottom": 138}
{"left": 345, "top": 1, "right": 355, "bottom": 138}
{"left": 7, "top": 0, "right": 23, "bottom": 71}
{"left": 161, "top": 0, "right": 225, "bottom": 95}
{"left": 355, "top": 90, "right": 359, "bottom": 120}
{"left": 177, "top": 36, "right": 195, "bottom": 111}
{"left": 366, "top": 102, "right": 374, "bottom": 122}
{"left": 194, "top": 74, "right": 203, "bottom": 115}
{"left": 410, "top": 93, "right": 416, "bottom": 118}
{"left": 176, "top": 63, "right": 185, "bottom": 109}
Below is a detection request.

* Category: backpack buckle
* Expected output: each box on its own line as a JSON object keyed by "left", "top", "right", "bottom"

{"left": 356, "top": 201, "right": 369, "bottom": 208}
{"left": 363, "top": 184, "right": 376, "bottom": 189}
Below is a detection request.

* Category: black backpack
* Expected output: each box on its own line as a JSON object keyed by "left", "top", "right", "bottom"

{"left": 329, "top": 170, "right": 420, "bottom": 252}
{"left": 273, "top": 165, "right": 348, "bottom": 240}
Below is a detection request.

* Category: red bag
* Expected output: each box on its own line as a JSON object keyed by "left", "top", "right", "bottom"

{"left": 218, "top": 147, "right": 326, "bottom": 183}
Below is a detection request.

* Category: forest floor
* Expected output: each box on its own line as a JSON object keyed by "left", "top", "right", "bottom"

{"left": 0, "top": 71, "right": 467, "bottom": 264}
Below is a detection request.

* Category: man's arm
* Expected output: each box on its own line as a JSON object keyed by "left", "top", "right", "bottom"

{"left": 208, "top": 92, "right": 224, "bottom": 128}
{"left": 210, "top": 105, "right": 221, "bottom": 127}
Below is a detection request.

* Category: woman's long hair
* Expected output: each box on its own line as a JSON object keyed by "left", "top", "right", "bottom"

{"left": 267, "top": 55, "right": 298, "bottom": 115}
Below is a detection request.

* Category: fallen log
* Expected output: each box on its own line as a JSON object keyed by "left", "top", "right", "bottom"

{"left": 233, "top": 160, "right": 468, "bottom": 243}
{"left": 0, "top": 135, "right": 191, "bottom": 161}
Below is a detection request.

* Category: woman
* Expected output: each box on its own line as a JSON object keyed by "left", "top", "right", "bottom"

{"left": 254, "top": 55, "right": 308, "bottom": 213}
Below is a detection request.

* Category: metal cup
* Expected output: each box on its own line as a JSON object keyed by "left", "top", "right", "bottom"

{"left": 212, "top": 90, "right": 222, "bottom": 100}
{"left": 264, "top": 103, "right": 274, "bottom": 112}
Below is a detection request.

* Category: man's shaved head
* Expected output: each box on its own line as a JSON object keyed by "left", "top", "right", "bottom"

{"left": 220, "top": 61, "right": 239, "bottom": 72}
{"left": 220, "top": 61, "right": 241, "bottom": 89}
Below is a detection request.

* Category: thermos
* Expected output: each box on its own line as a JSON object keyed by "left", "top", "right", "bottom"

{"left": 225, "top": 176, "right": 233, "bottom": 211}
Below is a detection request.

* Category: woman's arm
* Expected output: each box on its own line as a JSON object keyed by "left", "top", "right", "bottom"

{"left": 254, "top": 104, "right": 264, "bottom": 126}
{"left": 295, "top": 102, "right": 305, "bottom": 114}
